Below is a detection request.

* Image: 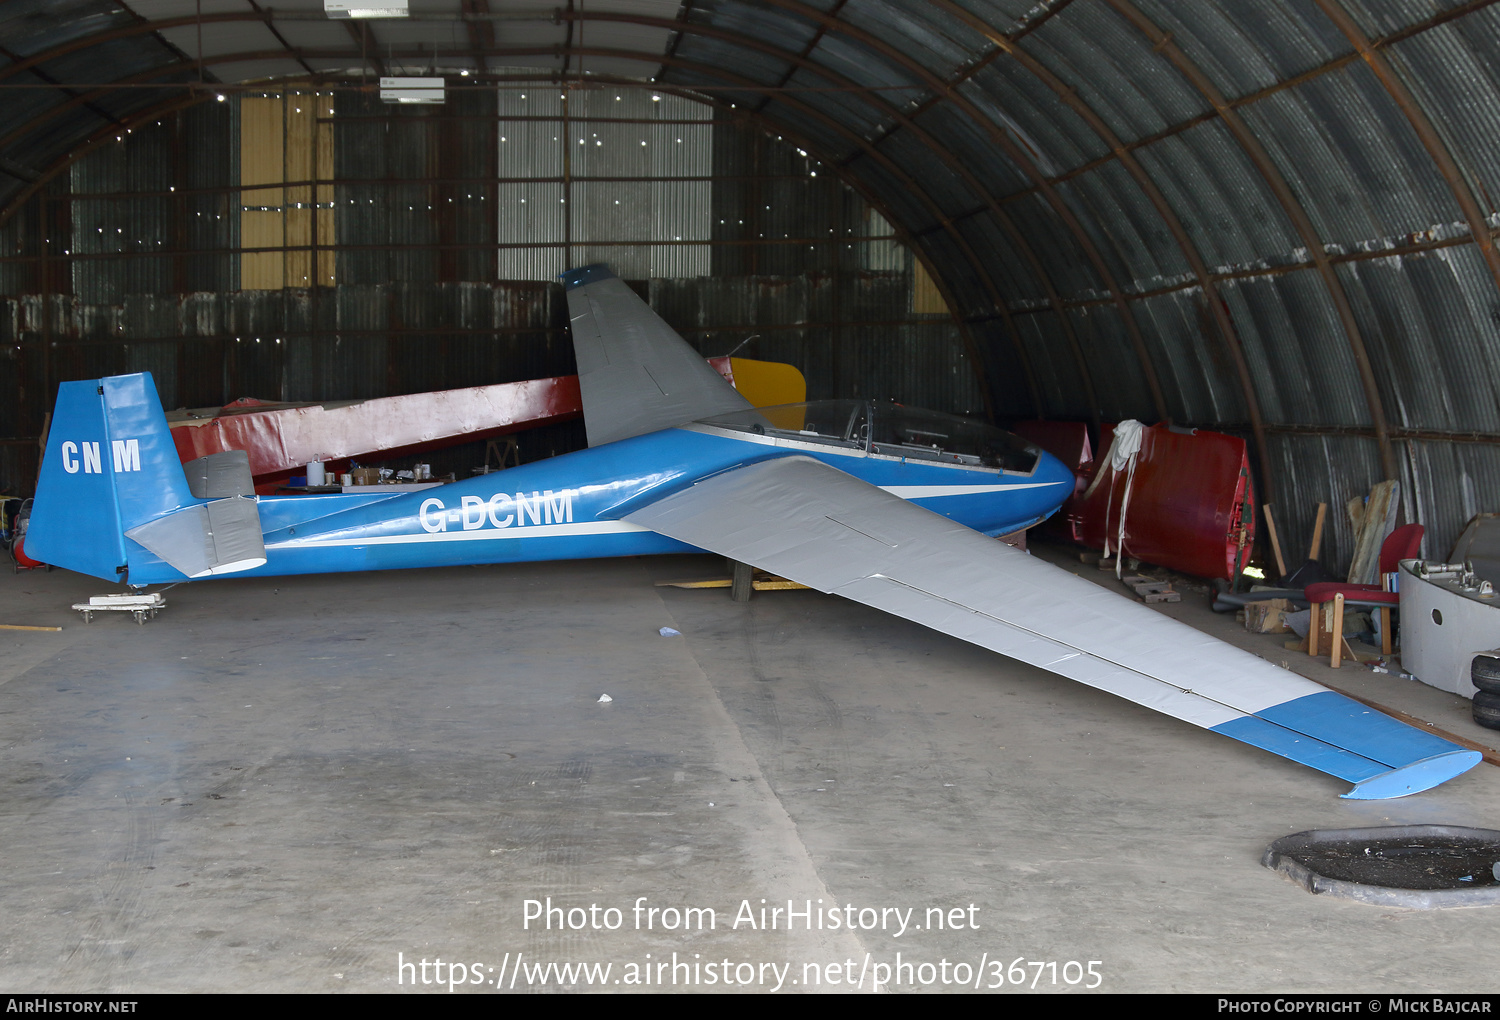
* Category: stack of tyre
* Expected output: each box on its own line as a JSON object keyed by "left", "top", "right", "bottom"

{"left": 1473, "top": 655, "right": 1500, "bottom": 729}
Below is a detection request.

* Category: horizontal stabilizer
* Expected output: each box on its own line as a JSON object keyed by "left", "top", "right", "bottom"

{"left": 185, "top": 450, "right": 255, "bottom": 499}
{"left": 125, "top": 496, "right": 266, "bottom": 578}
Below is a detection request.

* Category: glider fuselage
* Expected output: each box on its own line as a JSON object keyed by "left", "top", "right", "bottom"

{"left": 206, "top": 416, "right": 1072, "bottom": 585}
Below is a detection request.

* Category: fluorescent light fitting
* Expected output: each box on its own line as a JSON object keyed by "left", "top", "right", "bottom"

{"left": 325, "top": 0, "right": 407, "bottom": 17}
{"left": 379, "top": 77, "right": 445, "bottom": 104}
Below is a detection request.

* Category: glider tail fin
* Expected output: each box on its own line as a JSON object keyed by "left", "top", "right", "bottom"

{"left": 27, "top": 373, "right": 265, "bottom": 583}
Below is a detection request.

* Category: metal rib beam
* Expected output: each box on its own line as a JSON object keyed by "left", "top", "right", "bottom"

{"left": 748, "top": 0, "right": 848, "bottom": 117}
{"left": 1, "top": 5, "right": 1125, "bottom": 421}
{"left": 245, "top": 0, "right": 318, "bottom": 77}
{"left": 925, "top": 0, "right": 1271, "bottom": 499}
{"left": 472, "top": 7, "right": 1071, "bottom": 417}
{"left": 346, "top": 20, "right": 384, "bottom": 78}
{"left": 0, "top": 52, "right": 1024, "bottom": 417}
{"left": 1106, "top": 0, "right": 1398, "bottom": 483}
{"left": 0, "top": 5, "right": 1152, "bottom": 426}
{"left": 1312, "top": 0, "right": 1500, "bottom": 304}
{"left": 737, "top": 0, "right": 1160, "bottom": 427}
{"left": 462, "top": 0, "right": 495, "bottom": 76}
{"left": 591, "top": 9, "right": 1097, "bottom": 422}
{"left": 950, "top": 0, "right": 1500, "bottom": 212}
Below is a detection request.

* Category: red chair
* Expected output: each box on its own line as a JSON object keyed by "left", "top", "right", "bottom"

{"left": 1306, "top": 523, "right": 1424, "bottom": 666}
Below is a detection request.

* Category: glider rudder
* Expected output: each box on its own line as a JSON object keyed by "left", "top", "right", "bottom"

{"left": 28, "top": 373, "right": 265, "bottom": 582}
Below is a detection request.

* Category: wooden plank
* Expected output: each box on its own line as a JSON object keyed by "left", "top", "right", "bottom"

{"left": 1122, "top": 574, "right": 1180, "bottom": 603}
{"left": 1348, "top": 480, "right": 1399, "bottom": 584}
{"left": 240, "top": 95, "right": 285, "bottom": 291}
{"left": 1330, "top": 592, "right": 1345, "bottom": 668}
{"left": 912, "top": 258, "right": 949, "bottom": 315}
{"left": 656, "top": 575, "right": 811, "bottom": 592}
{"left": 1262, "top": 503, "right": 1287, "bottom": 577}
{"left": 317, "top": 92, "right": 336, "bottom": 287}
{"left": 239, "top": 96, "right": 284, "bottom": 189}
{"left": 284, "top": 94, "right": 314, "bottom": 287}
{"left": 238, "top": 91, "right": 337, "bottom": 290}
{"left": 1346, "top": 495, "right": 1365, "bottom": 535}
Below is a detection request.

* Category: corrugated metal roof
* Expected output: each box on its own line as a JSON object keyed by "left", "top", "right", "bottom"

{"left": 1025, "top": 3, "right": 1209, "bottom": 140}
{"left": 4, "top": 0, "right": 1500, "bottom": 559}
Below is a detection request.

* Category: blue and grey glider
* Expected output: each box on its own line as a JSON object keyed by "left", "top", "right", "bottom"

{"left": 27, "top": 264, "right": 1480, "bottom": 799}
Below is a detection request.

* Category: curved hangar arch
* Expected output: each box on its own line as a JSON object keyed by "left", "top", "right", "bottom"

{"left": 3, "top": 0, "right": 1500, "bottom": 560}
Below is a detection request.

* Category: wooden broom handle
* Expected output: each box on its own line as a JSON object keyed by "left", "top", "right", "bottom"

{"left": 1309, "top": 502, "right": 1327, "bottom": 562}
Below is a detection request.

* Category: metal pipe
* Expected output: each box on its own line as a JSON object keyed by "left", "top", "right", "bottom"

{"left": 0, "top": 235, "right": 911, "bottom": 263}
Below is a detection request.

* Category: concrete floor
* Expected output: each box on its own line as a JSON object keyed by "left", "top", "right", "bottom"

{"left": 2, "top": 544, "right": 1498, "bottom": 994}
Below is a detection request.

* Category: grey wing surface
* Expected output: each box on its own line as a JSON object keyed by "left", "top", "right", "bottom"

{"left": 622, "top": 455, "right": 1480, "bottom": 799}
{"left": 561, "top": 264, "right": 753, "bottom": 447}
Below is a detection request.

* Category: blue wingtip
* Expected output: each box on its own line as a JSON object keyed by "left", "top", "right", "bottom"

{"left": 560, "top": 264, "right": 616, "bottom": 290}
{"left": 1341, "top": 750, "right": 1484, "bottom": 800}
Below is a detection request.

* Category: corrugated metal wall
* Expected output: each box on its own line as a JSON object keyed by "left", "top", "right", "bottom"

{"left": 494, "top": 84, "right": 715, "bottom": 280}
{"left": 0, "top": 85, "right": 973, "bottom": 496}
{"left": 658, "top": 0, "right": 1500, "bottom": 574}
{"left": 8, "top": 1, "right": 1500, "bottom": 577}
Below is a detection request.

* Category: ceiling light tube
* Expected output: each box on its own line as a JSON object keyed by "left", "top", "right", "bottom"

{"left": 379, "top": 77, "right": 445, "bottom": 104}
{"left": 325, "top": 0, "right": 408, "bottom": 18}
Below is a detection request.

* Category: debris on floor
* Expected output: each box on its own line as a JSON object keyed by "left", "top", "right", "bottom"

{"left": 1121, "top": 573, "right": 1180, "bottom": 603}
{"left": 1239, "top": 598, "right": 1293, "bottom": 633}
{"left": 655, "top": 572, "right": 810, "bottom": 592}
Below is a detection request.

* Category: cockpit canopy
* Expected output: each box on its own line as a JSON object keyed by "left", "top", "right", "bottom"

{"left": 696, "top": 400, "right": 1041, "bottom": 474}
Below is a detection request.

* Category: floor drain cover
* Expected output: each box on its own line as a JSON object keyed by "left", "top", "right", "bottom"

{"left": 1263, "top": 826, "right": 1500, "bottom": 908}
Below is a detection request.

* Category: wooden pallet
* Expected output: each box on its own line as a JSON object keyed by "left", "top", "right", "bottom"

{"left": 1121, "top": 574, "right": 1180, "bottom": 603}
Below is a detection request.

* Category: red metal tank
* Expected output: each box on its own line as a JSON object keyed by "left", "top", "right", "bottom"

{"left": 12, "top": 535, "right": 45, "bottom": 570}
{"left": 1015, "top": 421, "right": 1255, "bottom": 581}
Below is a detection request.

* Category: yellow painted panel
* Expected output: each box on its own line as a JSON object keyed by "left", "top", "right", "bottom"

{"left": 238, "top": 92, "right": 335, "bottom": 289}
{"left": 284, "top": 96, "right": 313, "bottom": 184}
{"left": 241, "top": 210, "right": 284, "bottom": 290}
{"left": 912, "top": 258, "right": 949, "bottom": 315}
{"left": 316, "top": 99, "right": 335, "bottom": 286}
{"left": 728, "top": 357, "right": 807, "bottom": 407}
{"left": 240, "top": 97, "right": 284, "bottom": 188}
{"left": 285, "top": 207, "right": 312, "bottom": 287}
{"left": 241, "top": 95, "right": 284, "bottom": 290}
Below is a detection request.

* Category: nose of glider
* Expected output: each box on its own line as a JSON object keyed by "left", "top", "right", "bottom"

{"left": 1034, "top": 446, "right": 1077, "bottom": 513}
{"left": 1038, "top": 441, "right": 1074, "bottom": 498}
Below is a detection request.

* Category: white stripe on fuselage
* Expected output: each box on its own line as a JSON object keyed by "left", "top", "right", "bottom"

{"left": 266, "top": 482, "right": 1059, "bottom": 550}
{"left": 679, "top": 422, "right": 1065, "bottom": 484}
{"left": 268, "top": 519, "right": 651, "bottom": 549}
{"left": 880, "top": 482, "right": 1065, "bottom": 498}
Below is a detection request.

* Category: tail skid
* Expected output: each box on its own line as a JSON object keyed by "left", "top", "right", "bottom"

{"left": 27, "top": 373, "right": 266, "bottom": 583}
